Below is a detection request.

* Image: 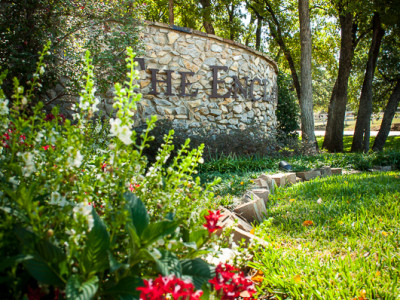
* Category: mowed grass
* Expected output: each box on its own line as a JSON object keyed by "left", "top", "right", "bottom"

{"left": 250, "top": 172, "right": 400, "bottom": 299}
{"left": 316, "top": 135, "right": 400, "bottom": 152}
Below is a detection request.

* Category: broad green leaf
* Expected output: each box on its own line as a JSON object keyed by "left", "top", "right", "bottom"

{"left": 181, "top": 258, "right": 215, "bottom": 290}
{"left": 66, "top": 275, "right": 98, "bottom": 300}
{"left": 14, "top": 227, "right": 66, "bottom": 286}
{"left": 108, "top": 251, "right": 129, "bottom": 273}
{"left": 129, "top": 248, "right": 155, "bottom": 266}
{"left": 154, "top": 250, "right": 182, "bottom": 277}
{"left": 125, "top": 192, "right": 149, "bottom": 236}
{"left": 14, "top": 227, "right": 66, "bottom": 263}
{"left": 82, "top": 209, "right": 110, "bottom": 274}
{"left": 0, "top": 254, "right": 33, "bottom": 271}
{"left": 188, "top": 229, "right": 208, "bottom": 248}
{"left": 103, "top": 276, "right": 143, "bottom": 299}
{"left": 127, "top": 224, "right": 141, "bottom": 255}
{"left": 23, "top": 254, "right": 65, "bottom": 287}
{"left": 141, "top": 220, "right": 179, "bottom": 246}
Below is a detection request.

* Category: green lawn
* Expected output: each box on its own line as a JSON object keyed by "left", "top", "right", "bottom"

{"left": 316, "top": 135, "right": 400, "bottom": 152}
{"left": 197, "top": 137, "right": 400, "bottom": 299}
{"left": 250, "top": 172, "right": 400, "bottom": 299}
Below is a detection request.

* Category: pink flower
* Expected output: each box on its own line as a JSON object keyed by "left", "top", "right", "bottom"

{"left": 137, "top": 275, "right": 202, "bottom": 300}
{"left": 203, "top": 210, "right": 223, "bottom": 234}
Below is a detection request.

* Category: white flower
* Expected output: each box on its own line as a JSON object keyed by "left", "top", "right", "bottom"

{"left": 39, "top": 66, "right": 45, "bottom": 75}
{"left": 117, "top": 125, "right": 133, "bottom": 145}
{"left": 49, "top": 191, "right": 69, "bottom": 207}
{"left": 109, "top": 118, "right": 122, "bottom": 136}
{"left": 0, "top": 98, "right": 9, "bottom": 115}
{"left": 21, "top": 152, "right": 36, "bottom": 177}
{"left": 150, "top": 248, "right": 162, "bottom": 259}
{"left": 91, "top": 97, "right": 100, "bottom": 113}
{"left": 73, "top": 150, "right": 83, "bottom": 167}
{"left": 21, "top": 97, "right": 27, "bottom": 105}
{"left": 17, "top": 86, "right": 24, "bottom": 94}
{"left": 79, "top": 96, "right": 90, "bottom": 110}
{"left": 317, "top": 198, "right": 323, "bottom": 204}
{"left": 73, "top": 201, "right": 94, "bottom": 231}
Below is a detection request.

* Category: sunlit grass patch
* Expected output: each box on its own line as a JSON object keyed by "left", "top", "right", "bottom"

{"left": 249, "top": 172, "right": 400, "bottom": 299}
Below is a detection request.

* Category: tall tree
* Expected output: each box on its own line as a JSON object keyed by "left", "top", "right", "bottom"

{"left": 322, "top": 3, "right": 358, "bottom": 152}
{"left": 199, "top": 0, "right": 215, "bottom": 34}
{"left": 247, "top": 0, "right": 301, "bottom": 101}
{"left": 169, "top": 0, "right": 174, "bottom": 25}
{"left": 372, "top": 79, "right": 400, "bottom": 151}
{"left": 351, "top": 12, "right": 385, "bottom": 152}
{"left": 298, "top": 0, "right": 317, "bottom": 149}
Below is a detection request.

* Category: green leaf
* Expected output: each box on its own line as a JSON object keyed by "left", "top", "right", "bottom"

{"left": 14, "top": 227, "right": 66, "bottom": 286}
{"left": 125, "top": 192, "right": 149, "bottom": 237}
{"left": 0, "top": 206, "right": 28, "bottom": 222}
{"left": 141, "top": 220, "right": 179, "bottom": 246}
{"left": 127, "top": 224, "right": 141, "bottom": 255}
{"left": 154, "top": 250, "right": 182, "bottom": 277}
{"left": 181, "top": 258, "right": 215, "bottom": 290}
{"left": 108, "top": 251, "right": 129, "bottom": 273}
{"left": 103, "top": 276, "right": 143, "bottom": 299}
{"left": 66, "top": 275, "right": 98, "bottom": 300}
{"left": 188, "top": 229, "right": 208, "bottom": 248}
{"left": 82, "top": 209, "right": 110, "bottom": 274}
{"left": 23, "top": 254, "right": 65, "bottom": 286}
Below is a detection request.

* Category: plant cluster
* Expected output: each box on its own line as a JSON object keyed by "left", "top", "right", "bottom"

{"left": 0, "top": 47, "right": 257, "bottom": 299}
{"left": 275, "top": 72, "right": 300, "bottom": 139}
{"left": 137, "top": 118, "right": 288, "bottom": 163}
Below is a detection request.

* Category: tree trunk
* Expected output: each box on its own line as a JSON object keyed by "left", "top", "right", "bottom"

{"left": 322, "top": 10, "right": 355, "bottom": 152}
{"left": 351, "top": 13, "right": 385, "bottom": 152}
{"left": 372, "top": 79, "right": 400, "bottom": 151}
{"left": 227, "top": 4, "right": 235, "bottom": 40}
{"left": 298, "top": 0, "right": 316, "bottom": 150}
{"left": 264, "top": 17, "right": 301, "bottom": 102}
{"left": 199, "top": 0, "right": 215, "bottom": 34}
{"left": 169, "top": 0, "right": 174, "bottom": 25}
{"left": 256, "top": 15, "right": 262, "bottom": 50}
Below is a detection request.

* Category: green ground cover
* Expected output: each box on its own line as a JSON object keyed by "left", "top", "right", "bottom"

{"left": 199, "top": 148, "right": 400, "bottom": 198}
{"left": 198, "top": 137, "right": 400, "bottom": 299}
{"left": 251, "top": 172, "right": 400, "bottom": 299}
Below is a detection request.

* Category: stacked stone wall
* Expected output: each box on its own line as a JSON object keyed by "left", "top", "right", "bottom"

{"left": 134, "top": 21, "right": 278, "bottom": 134}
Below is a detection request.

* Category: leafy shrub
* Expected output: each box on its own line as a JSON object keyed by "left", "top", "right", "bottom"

{"left": 0, "top": 47, "right": 257, "bottom": 299}
{"left": 276, "top": 72, "right": 300, "bottom": 140}
{"left": 0, "top": 0, "right": 144, "bottom": 104}
{"left": 137, "top": 118, "right": 284, "bottom": 163}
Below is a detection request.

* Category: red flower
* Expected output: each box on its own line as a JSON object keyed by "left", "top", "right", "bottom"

{"left": 42, "top": 145, "right": 51, "bottom": 150}
{"left": 129, "top": 183, "right": 140, "bottom": 192}
{"left": 137, "top": 275, "right": 202, "bottom": 300}
{"left": 44, "top": 113, "right": 65, "bottom": 124}
{"left": 203, "top": 210, "right": 223, "bottom": 233}
{"left": 209, "top": 263, "right": 256, "bottom": 300}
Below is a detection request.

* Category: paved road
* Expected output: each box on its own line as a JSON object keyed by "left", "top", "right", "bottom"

{"left": 298, "top": 131, "right": 400, "bottom": 136}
